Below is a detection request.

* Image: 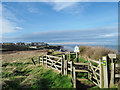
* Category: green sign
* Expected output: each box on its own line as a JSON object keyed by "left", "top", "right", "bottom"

{"left": 103, "top": 60, "right": 106, "bottom": 66}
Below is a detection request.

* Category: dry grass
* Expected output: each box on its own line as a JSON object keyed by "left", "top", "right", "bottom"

{"left": 79, "top": 46, "right": 115, "bottom": 60}
{"left": 2, "top": 50, "right": 47, "bottom": 63}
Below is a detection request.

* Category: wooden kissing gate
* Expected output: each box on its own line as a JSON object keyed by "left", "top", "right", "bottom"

{"left": 36, "top": 54, "right": 120, "bottom": 88}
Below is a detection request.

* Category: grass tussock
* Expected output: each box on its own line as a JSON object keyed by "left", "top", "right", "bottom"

{"left": 79, "top": 46, "right": 115, "bottom": 60}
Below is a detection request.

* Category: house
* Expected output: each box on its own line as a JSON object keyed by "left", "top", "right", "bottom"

{"left": 30, "top": 42, "right": 48, "bottom": 46}
{"left": 16, "top": 42, "right": 25, "bottom": 45}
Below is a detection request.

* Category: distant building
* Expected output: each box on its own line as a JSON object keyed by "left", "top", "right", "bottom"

{"left": 16, "top": 42, "right": 25, "bottom": 45}
{"left": 30, "top": 42, "right": 48, "bottom": 46}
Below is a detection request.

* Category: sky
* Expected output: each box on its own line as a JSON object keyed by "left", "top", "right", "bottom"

{"left": 1, "top": 1, "right": 118, "bottom": 45}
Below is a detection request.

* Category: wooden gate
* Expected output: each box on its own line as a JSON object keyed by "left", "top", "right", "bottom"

{"left": 88, "top": 58, "right": 103, "bottom": 88}
{"left": 46, "top": 55, "right": 63, "bottom": 73}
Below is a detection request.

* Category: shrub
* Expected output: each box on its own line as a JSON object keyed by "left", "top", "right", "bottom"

{"left": 79, "top": 46, "right": 115, "bottom": 60}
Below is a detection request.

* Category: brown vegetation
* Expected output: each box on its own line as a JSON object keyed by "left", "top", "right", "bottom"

{"left": 79, "top": 46, "right": 115, "bottom": 60}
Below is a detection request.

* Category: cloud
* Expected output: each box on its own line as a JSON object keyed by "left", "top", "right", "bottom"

{"left": 15, "top": 27, "right": 23, "bottom": 30}
{"left": 49, "top": 2, "right": 77, "bottom": 11}
{"left": 100, "top": 33, "right": 117, "bottom": 38}
{"left": 46, "top": 2, "right": 89, "bottom": 14}
{"left": 2, "top": 26, "right": 117, "bottom": 45}
{"left": 48, "top": 41, "right": 97, "bottom": 45}
{"left": 1, "top": 3, "right": 23, "bottom": 34}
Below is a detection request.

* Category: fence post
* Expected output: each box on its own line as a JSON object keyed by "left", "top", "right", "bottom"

{"left": 42, "top": 56, "right": 44, "bottom": 66}
{"left": 31, "top": 58, "right": 36, "bottom": 65}
{"left": 65, "top": 60, "right": 68, "bottom": 75}
{"left": 38, "top": 56, "right": 40, "bottom": 65}
{"left": 110, "top": 62, "right": 115, "bottom": 88}
{"left": 61, "top": 55, "right": 65, "bottom": 75}
{"left": 99, "top": 59, "right": 103, "bottom": 88}
{"left": 71, "top": 61, "right": 73, "bottom": 79}
{"left": 102, "top": 56, "right": 108, "bottom": 88}
{"left": 88, "top": 58, "right": 92, "bottom": 81}
{"left": 69, "top": 52, "right": 71, "bottom": 61}
{"left": 46, "top": 55, "right": 48, "bottom": 68}
{"left": 73, "top": 66, "right": 76, "bottom": 88}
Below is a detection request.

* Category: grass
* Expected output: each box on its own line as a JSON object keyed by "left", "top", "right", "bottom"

{"left": 2, "top": 57, "right": 72, "bottom": 89}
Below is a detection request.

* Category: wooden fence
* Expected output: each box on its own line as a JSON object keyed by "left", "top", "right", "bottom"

{"left": 35, "top": 54, "right": 119, "bottom": 88}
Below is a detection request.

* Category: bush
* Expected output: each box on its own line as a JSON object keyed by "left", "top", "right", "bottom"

{"left": 79, "top": 46, "right": 115, "bottom": 60}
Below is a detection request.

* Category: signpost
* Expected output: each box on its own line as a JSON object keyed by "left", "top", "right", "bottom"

{"left": 102, "top": 56, "right": 108, "bottom": 88}
{"left": 108, "top": 54, "right": 116, "bottom": 88}
{"left": 74, "top": 46, "right": 79, "bottom": 62}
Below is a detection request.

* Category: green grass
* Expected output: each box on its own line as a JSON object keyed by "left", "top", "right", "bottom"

{"left": 2, "top": 57, "right": 72, "bottom": 89}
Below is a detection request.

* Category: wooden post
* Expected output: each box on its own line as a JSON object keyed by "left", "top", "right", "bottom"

{"left": 76, "top": 52, "right": 78, "bottom": 62}
{"left": 42, "top": 56, "right": 44, "bottom": 66}
{"left": 38, "top": 56, "right": 40, "bottom": 64}
{"left": 88, "top": 58, "right": 90, "bottom": 80}
{"left": 46, "top": 56, "right": 47, "bottom": 68}
{"left": 61, "top": 55, "right": 65, "bottom": 75}
{"left": 71, "top": 61, "right": 73, "bottom": 79}
{"left": 102, "top": 56, "right": 108, "bottom": 88}
{"left": 31, "top": 58, "right": 36, "bottom": 65}
{"left": 69, "top": 52, "right": 70, "bottom": 61}
{"left": 65, "top": 60, "right": 68, "bottom": 75}
{"left": 99, "top": 59, "right": 103, "bottom": 88}
{"left": 110, "top": 63, "right": 115, "bottom": 88}
{"left": 73, "top": 66, "right": 76, "bottom": 88}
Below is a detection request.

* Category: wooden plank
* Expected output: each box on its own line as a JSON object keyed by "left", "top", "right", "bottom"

{"left": 38, "top": 56, "right": 40, "bottom": 64}
{"left": 96, "top": 72, "right": 100, "bottom": 76}
{"left": 74, "top": 62, "right": 89, "bottom": 65}
{"left": 77, "top": 79, "right": 88, "bottom": 81}
{"left": 99, "top": 59, "right": 103, "bottom": 88}
{"left": 88, "top": 59, "right": 100, "bottom": 64}
{"left": 71, "top": 61, "right": 73, "bottom": 79}
{"left": 61, "top": 55, "right": 65, "bottom": 75}
{"left": 115, "top": 74, "right": 120, "bottom": 78}
{"left": 47, "top": 62, "right": 52, "bottom": 65}
{"left": 102, "top": 56, "right": 108, "bottom": 88}
{"left": 54, "top": 65, "right": 62, "bottom": 68}
{"left": 47, "top": 59, "right": 53, "bottom": 62}
{"left": 73, "top": 67, "right": 76, "bottom": 88}
{"left": 92, "top": 65, "right": 100, "bottom": 71}
{"left": 110, "top": 63, "right": 115, "bottom": 88}
{"left": 115, "top": 64, "right": 120, "bottom": 67}
{"left": 46, "top": 55, "right": 62, "bottom": 59}
{"left": 93, "top": 76, "right": 100, "bottom": 83}
{"left": 68, "top": 61, "right": 72, "bottom": 64}
{"left": 42, "top": 56, "right": 43, "bottom": 65}
{"left": 46, "top": 57, "right": 48, "bottom": 68}
{"left": 68, "top": 68, "right": 72, "bottom": 71}
{"left": 64, "top": 60, "right": 68, "bottom": 75}
{"left": 75, "top": 70, "right": 88, "bottom": 72}
{"left": 93, "top": 81, "right": 99, "bottom": 87}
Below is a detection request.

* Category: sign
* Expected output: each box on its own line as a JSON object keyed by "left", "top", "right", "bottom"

{"left": 108, "top": 54, "right": 116, "bottom": 59}
{"left": 103, "top": 56, "right": 107, "bottom": 66}
{"left": 74, "top": 46, "right": 79, "bottom": 52}
{"left": 103, "top": 60, "right": 106, "bottom": 66}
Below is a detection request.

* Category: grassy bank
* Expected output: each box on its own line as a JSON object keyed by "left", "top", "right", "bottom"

{"left": 2, "top": 57, "right": 72, "bottom": 89}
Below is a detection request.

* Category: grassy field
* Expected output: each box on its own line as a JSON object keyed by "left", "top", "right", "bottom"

{"left": 2, "top": 57, "right": 72, "bottom": 89}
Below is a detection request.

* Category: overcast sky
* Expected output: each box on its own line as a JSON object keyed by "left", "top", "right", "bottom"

{"left": 1, "top": 1, "right": 118, "bottom": 45}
